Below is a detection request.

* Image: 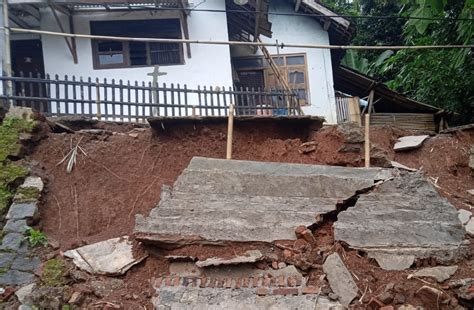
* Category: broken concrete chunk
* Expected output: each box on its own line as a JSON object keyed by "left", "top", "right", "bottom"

{"left": 458, "top": 209, "right": 472, "bottom": 225}
{"left": 20, "top": 177, "right": 44, "bottom": 192}
{"left": 394, "top": 135, "right": 429, "bottom": 151}
{"left": 64, "top": 236, "right": 147, "bottom": 275}
{"left": 390, "top": 161, "right": 417, "bottom": 172}
{"left": 322, "top": 253, "right": 359, "bottom": 307}
{"left": 195, "top": 250, "right": 263, "bottom": 268}
{"left": 15, "top": 283, "right": 35, "bottom": 305}
{"left": 369, "top": 252, "right": 415, "bottom": 271}
{"left": 409, "top": 266, "right": 458, "bottom": 283}
{"left": 465, "top": 218, "right": 474, "bottom": 236}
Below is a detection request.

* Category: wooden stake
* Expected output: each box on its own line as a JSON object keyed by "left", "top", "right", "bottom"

{"left": 226, "top": 104, "right": 235, "bottom": 160}
{"left": 364, "top": 114, "right": 370, "bottom": 168}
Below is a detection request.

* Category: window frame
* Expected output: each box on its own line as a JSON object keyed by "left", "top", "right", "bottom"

{"left": 91, "top": 19, "right": 185, "bottom": 70}
{"left": 233, "top": 53, "right": 310, "bottom": 105}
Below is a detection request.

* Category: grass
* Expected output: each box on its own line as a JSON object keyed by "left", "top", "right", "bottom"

{"left": 14, "top": 187, "right": 40, "bottom": 203}
{"left": 41, "top": 259, "right": 66, "bottom": 286}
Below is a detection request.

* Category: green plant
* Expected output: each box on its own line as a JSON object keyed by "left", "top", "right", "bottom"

{"left": 26, "top": 228, "right": 48, "bottom": 247}
{"left": 41, "top": 259, "right": 66, "bottom": 286}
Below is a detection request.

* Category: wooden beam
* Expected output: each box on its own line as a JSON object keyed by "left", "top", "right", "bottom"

{"left": 49, "top": 3, "right": 78, "bottom": 64}
{"left": 253, "top": 0, "right": 262, "bottom": 42}
{"left": 180, "top": 10, "right": 191, "bottom": 58}
{"left": 9, "top": 14, "right": 31, "bottom": 28}
{"left": 295, "top": 0, "right": 302, "bottom": 12}
{"left": 68, "top": 13, "right": 78, "bottom": 64}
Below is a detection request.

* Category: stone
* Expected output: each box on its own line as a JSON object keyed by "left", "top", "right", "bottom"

{"left": 64, "top": 236, "right": 147, "bottom": 275}
{"left": 15, "top": 283, "right": 35, "bottom": 305}
{"left": 466, "top": 218, "right": 474, "bottom": 236}
{"left": 135, "top": 157, "right": 392, "bottom": 246}
{"left": 390, "top": 161, "right": 417, "bottom": 172}
{"left": 322, "top": 253, "right": 359, "bottom": 307}
{"left": 0, "top": 269, "right": 35, "bottom": 286}
{"left": 68, "top": 291, "right": 85, "bottom": 305}
{"left": 5, "top": 202, "right": 38, "bottom": 221}
{"left": 19, "top": 306, "right": 32, "bottom": 310}
{"left": 195, "top": 250, "right": 263, "bottom": 267}
{"left": 3, "top": 219, "right": 29, "bottom": 234}
{"left": 6, "top": 106, "right": 34, "bottom": 121}
{"left": 368, "top": 252, "right": 415, "bottom": 271}
{"left": 90, "top": 279, "right": 124, "bottom": 298}
{"left": 409, "top": 266, "right": 458, "bottom": 283}
{"left": 334, "top": 173, "right": 467, "bottom": 263}
{"left": 19, "top": 177, "right": 44, "bottom": 192}
{"left": 467, "top": 189, "right": 474, "bottom": 196}
{"left": 0, "top": 233, "right": 25, "bottom": 252}
{"left": 470, "top": 146, "right": 474, "bottom": 169}
{"left": 394, "top": 135, "right": 429, "bottom": 151}
{"left": 378, "top": 291, "right": 394, "bottom": 304}
{"left": 458, "top": 209, "right": 472, "bottom": 225}
{"left": 0, "top": 252, "right": 16, "bottom": 268}
{"left": 11, "top": 256, "right": 41, "bottom": 272}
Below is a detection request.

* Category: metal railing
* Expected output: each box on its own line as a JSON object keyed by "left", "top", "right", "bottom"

{"left": 0, "top": 73, "right": 300, "bottom": 122}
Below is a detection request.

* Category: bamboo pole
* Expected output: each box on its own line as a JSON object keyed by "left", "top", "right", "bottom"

{"left": 226, "top": 104, "right": 235, "bottom": 160}
{"left": 5, "top": 27, "right": 474, "bottom": 51}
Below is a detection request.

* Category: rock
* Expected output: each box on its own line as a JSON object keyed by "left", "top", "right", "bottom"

{"left": 393, "top": 293, "right": 406, "bottom": 305}
{"left": 278, "top": 262, "right": 287, "bottom": 269}
{"left": 11, "top": 256, "right": 41, "bottom": 273}
{"left": 369, "top": 252, "right": 415, "bottom": 271}
{"left": 394, "top": 135, "right": 429, "bottom": 151}
{"left": 391, "top": 161, "right": 417, "bottom": 172}
{"left": 410, "top": 266, "right": 458, "bottom": 283}
{"left": 466, "top": 218, "right": 474, "bottom": 236}
{"left": 90, "top": 279, "right": 124, "bottom": 298}
{"left": 467, "top": 189, "right": 474, "bottom": 196}
{"left": 15, "top": 283, "right": 35, "bottom": 305}
{"left": 338, "top": 123, "right": 364, "bottom": 143}
{"left": 378, "top": 291, "right": 394, "bottom": 304}
{"left": 470, "top": 146, "right": 474, "bottom": 170}
{"left": 0, "top": 270, "right": 35, "bottom": 286}
{"left": 458, "top": 210, "right": 472, "bottom": 225}
{"left": 457, "top": 283, "right": 474, "bottom": 301}
{"left": 0, "top": 233, "right": 26, "bottom": 252}
{"left": 322, "top": 253, "right": 359, "bottom": 307}
{"left": 3, "top": 219, "right": 30, "bottom": 234}
{"left": 328, "top": 292, "right": 339, "bottom": 301}
{"left": 195, "top": 250, "right": 263, "bottom": 267}
{"left": 6, "top": 106, "right": 34, "bottom": 121}
{"left": 339, "top": 143, "right": 362, "bottom": 153}
{"left": 68, "top": 291, "right": 85, "bottom": 305}
{"left": 28, "top": 286, "right": 66, "bottom": 309}
{"left": 19, "top": 177, "right": 44, "bottom": 192}
{"left": 5, "top": 202, "right": 38, "bottom": 222}
{"left": 64, "top": 236, "right": 147, "bottom": 275}
{"left": 70, "top": 269, "right": 90, "bottom": 282}
{"left": 0, "top": 252, "right": 16, "bottom": 269}
{"left": 19, "top": 305, "right": 32, "bottom": 310}
{"left": 371, "top": 146, "right": 392, "bottom": 168}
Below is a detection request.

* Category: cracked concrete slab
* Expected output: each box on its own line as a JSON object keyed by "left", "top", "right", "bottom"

{"left": 334, "top": 173, "right": 467, "bottom": 262}
{"left": 135, "top": 157, "right": 392, "bottom": 246}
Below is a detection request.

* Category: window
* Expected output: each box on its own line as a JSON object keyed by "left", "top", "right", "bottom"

{"left": 91, "top": 19, "right": 183, "bottom": 69}
{"left": 233, "top": 53, "right": 310, "bottom": 105}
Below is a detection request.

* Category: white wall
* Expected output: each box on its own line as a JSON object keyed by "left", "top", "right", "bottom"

{"left": 39, "top": 1, "right": 233, "bottom": 90}
{"left": 231, "top": 0, "right": 337, "bottom": 123}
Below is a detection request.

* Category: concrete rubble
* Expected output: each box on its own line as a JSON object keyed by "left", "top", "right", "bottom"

{"left": 334, "top": 173, "right": 467, "bottom": 263}
{"left": 135, "top": 157, "right": 392, "bottom": 246}
{"left": 64, "top": 236, "right": 147, "bottom": 275}
{"left": 195, "top": 250, "right": 263, "bottom": 268}
{"left": 409, "top": 266, "right": 458, "bottom": 283}
{"left": 458, "top": 209, "right": 472, "bottom": 225}
{"left": 394, "top": 135, "right": 430, "bottom": 151}
{"left": 368, "top": 252, "right": 415, "bottom": 271}
{"left": 322, "top": 253, "right": 359, "bottom": 307}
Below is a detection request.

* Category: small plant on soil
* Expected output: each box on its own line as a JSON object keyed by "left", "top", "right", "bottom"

{"left": 41, "top": 259, "right": 66, "bottom": 286}
{"left": 26, "top": 228, "right": 48, "bottom": 247}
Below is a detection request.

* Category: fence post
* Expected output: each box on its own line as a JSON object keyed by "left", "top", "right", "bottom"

{"left": 95, "top": 80, "right": 101, "bottom": 120}
{"left": 226, "top": 104, "right": 235, "bottom": 160}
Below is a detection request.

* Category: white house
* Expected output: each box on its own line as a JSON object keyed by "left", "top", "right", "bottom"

{"left": 2, "top": 0, "right": 355, "bottom": 123}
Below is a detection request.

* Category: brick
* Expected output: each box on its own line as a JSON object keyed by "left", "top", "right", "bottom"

{"left": 172, "top": 277, "right": 181, "bottom": 286}
{"left": 154, "top": 277, "right": 163, "bottom": 288}
{"left": 295, "top": 225, "right": 307, "bottom": 238}
{"left": 256, "top": 288, "right": 269, "bottom": 296}
{"left": 272, "top": 288, "right": 299, "bottom": 296}
{"left": 200, "top": 277, "right": 207, "bottom": 288}
{"left": 235, "top": 278, "right": 242, "bottom": 289}
{"left": 225, "top": 277, "right": 233, "bottom": 288}
{"left": 164, "top": 276, "right": 172, "bottom": 286}
{"left": 283, "top": 249, "right": 293, "bottom": 259}
{"left": 216, "top": 278, "right": 224, "bottom": 288}
{"left": 302, "top": 286, "right": 319, "bottom": 295}
{"left": 295, "top": 277, "right": 302, "bottom": 286}
{"left": 271, "top": 261, "right": 279, "bottom": 269}
{"left": 278, "top": 276, "right": 286, "bottom": 287}
{"left": 380, "top": 306, "right": 395, "bottom": 310}
{"left": 251, "top": 277, "right": 258, "bottom": 288}
{"left": 209, "top": 278, "right": 216, "bottom": 288}
{"left": 300, "top": 229, "right": 316, "bottom": 243}
{"left": 287, "top": 276, "right": 297, "bottom": 287}
{"left": 263, "top": 276, "right": 271, "bottom": 287}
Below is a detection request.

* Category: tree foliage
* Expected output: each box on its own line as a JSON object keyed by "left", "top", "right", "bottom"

{"left": 322, "top": 0, "right": 474, "bottom": 124}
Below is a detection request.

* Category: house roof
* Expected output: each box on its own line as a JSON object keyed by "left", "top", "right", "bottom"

{"left": 333, "top": 66, "right": 441, "bottom": 114}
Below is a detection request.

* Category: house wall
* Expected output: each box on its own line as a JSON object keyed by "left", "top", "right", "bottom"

{"left": 39, "top": 0, "right": 233, "bottom": 91}
{"left": 231, "top": 0, "right": 338, "bottom": 123}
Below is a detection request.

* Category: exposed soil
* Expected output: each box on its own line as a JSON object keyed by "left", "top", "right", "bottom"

{"left": 24, "top": 120, "right": 474, "bottom": 309}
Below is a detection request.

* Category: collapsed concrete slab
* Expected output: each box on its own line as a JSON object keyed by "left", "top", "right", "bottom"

{"left": 334, "top": 173, "right": 467, "bottom": 263}
{"left": 135, "top": 157, "right": 392, "bottom": 247}
{"left": 196, "top": 250, "right": 263, "bottom": 268}
{"left": 394, "top": 135, "right": 429, "bottom": 151}
{"left": 322, "top": 253, "right": 359, "bottom": 307}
